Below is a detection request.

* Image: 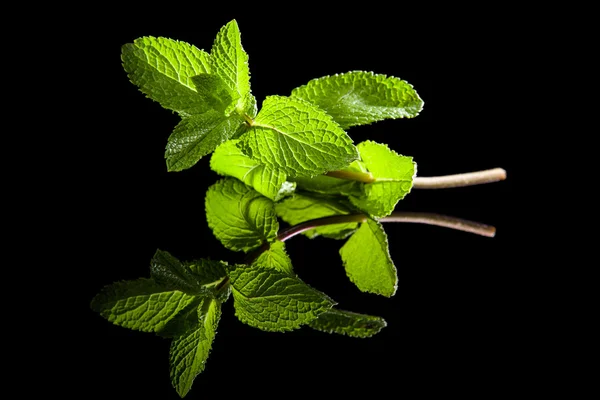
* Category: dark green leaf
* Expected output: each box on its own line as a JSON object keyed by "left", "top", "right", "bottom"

{"left": 309, "top": 308, "right": 387, "bottom": 338}
{"left": 90, "top": 278, "right": 196, "bottom": 332}
{"left": 229, "top": 264, "right": 335, "bottom": 331}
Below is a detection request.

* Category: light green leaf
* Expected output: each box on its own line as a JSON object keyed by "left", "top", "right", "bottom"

{"left": 191, "top": 74, "right": 237, "bottom": 113}
{"left": 239, "top": 96, "right": 358, "bottom": 177}
{"left": 211, "top": 20, "right": 254, "bottom": 115}
{"left": 308, "top": 308, "right": 387, "bottom": 338}
{"left": 90, "top": 278, "right": 197, "bottom": 332}
{"left": 349, "top": 141, "right": 416, "bottom": 218}
{"left": 291, "top": 71, "right": 423, "bottom": 129}
{"left": 243, "top": 91, "right": 258, "bottom": 118}
{"left": 339, "top": 219, "right": 397, "bottom": 297}
{"left": 290, "top": 160, "right": 367, "bottom": 197}
{"left": 275, "top": 193, "right": 358, "bottom": 239}
{"left": 210, "top": 140, "right": 295, "bottom": 201}
{"left": 252, "top": 241, "right": 293, "bottom": 274}
{"left": 170, "top": 298, "right": 221, "bottom": 398}
{"left": 122, "top": 37, "right": 211, "bottom": 116}
{"left": 229, "top": 265, "right": 335, "bottom": 331}
{"left": 165, "top": 110, "right": 246, "bottom": 172}
{"left": 205, "top": 178, "right": 278, "bottom": 252}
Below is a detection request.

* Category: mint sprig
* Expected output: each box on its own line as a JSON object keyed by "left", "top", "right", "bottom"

{"left": 93, "top": 18, "right": 506, "bottom": 398}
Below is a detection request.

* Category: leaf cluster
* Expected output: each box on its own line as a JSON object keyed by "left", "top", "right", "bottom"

{"left": 91, "top": 250, "right": 386, "bottom": 397}
{"left": 94, "top": 19, "right": 424, "bottom": 397}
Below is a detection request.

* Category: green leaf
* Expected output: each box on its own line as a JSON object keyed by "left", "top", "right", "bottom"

{"left": 170, "top": 298, "right": 221, "bottom": 398}
{"left": 339, "top": 219, "right": 397, "bottom": 297}
{"left": 290, "top": 160, "right": 367, "bottom": 197}
{"left": 308, "top": 308, "right": 387, "bottom": 338}
{"left": 185, "top": 259, "right": 228, "bottom": 287}
{"left": 150, "top": 249, "right": 203, "bottom": 293}
{"left": 165, "top": 110, "right": 246, "bottom": 172}
{"left": 210, "top": 140, "right": 295, "bottom": 201}
{"left": 90, "top": 278, "right": 197, "bottom": 332}
{"left": 349, "top": 141, "right": 416, "bottom": 218}
{"left": 158, "top": 297, "right": 204, "bottom": 338}
{"left": 186, "top": 259, "right": 231, "bottom": 303}
{"left": 122, "top": 37, "right": 211, "bottom": 116}
{"left": 243, "top": 91, "right": 258, "bottom": 118}
{"left": 239, "top": 96, "right": 358, "bottom": 177}
{"left": 150, "top": 250, "right": 228, "bottom": 298}
{"left": 205, "top": 178, "right": 278, "bottom": 252}
{"left": 211, "top": 20, "right": 254, "bottom": 115}
{"left": 291, "top": 71, "right": 423, "bottom": 129}
{"left": 275, "top": 193, "right": 358, "bottom": 239}
{"left": 252, "top": 241, "right": 293, "bottom": 274}
{"left": 229, "top": 264, "right": 335, "bottom": 331}
{"left": 191, "top": 74, "right": 237, "bottom": 113}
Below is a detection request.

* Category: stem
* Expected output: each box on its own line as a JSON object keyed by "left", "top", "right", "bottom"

{"left": 277, "top": 214, "right": 369, "bottom": 242}
{"left": 325, "top": 167, "right": 507, "bottom": 189}
{"left": 214, "top": 276, "right": 230, "bottom": 292}
{"left": 245, "top": 214, "right": 368, "bottom": 264}
{"left": 277, "top": 212, "right": 495, "bottom": 240}
{"left": 379, "top": 212, "right": 496, "bottom": 237}
{"left": 325, "top": 170, "right": 376, "bottom": 183}
{"left": 242, "top": 114, "right": 254, "bottom": 126}
{"left": 246, "top": 212, "right": 496, "bottom": 264}
{"left": 413, "top": 168, "right": 506, "bottom": 189}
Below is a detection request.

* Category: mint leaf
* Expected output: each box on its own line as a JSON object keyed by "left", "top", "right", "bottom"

{"left": 229, "top": 265, "right": 335, "bottom": 331}
{"left": 252, "top": 241, "right": 293, "bottom": 274}
{"left": 349, "top": 141, "right": 416, "bottom": 218}
{"left": 291, "top": 71, "right": 423, "bottom": 129}
{"left": 158, "top": 297, "right": 204, "bottom": 338}
{"left": 186, "top": 259, "right": 231, "bottom": 303}
{"left": 239, "top": 96, "right": 358, "bottom": 177}
{"left": 165, "top": 110, "right": 246, "bottom": 172}
{"left": 191, "top": 74, "right": 237, "bottom": 113}
{"left": 309, "top": 308, "right": 387, "bottom": 338}
{"left": 339, "top": 219, "right": 397, "bottom": 297}
{"left": 122, "top": 37, "right": 211, "bottom": 116}
{"left": 205, "top": 178, "right": 278, "bottom": 252}
{"left": 275, "top": 193, "right": 359, "bottom": 239}
{"left": 170, "top": 298, "right": 221, "bottom": 398}
{"left": 185, "top": 259, "right": 228, "bottom": 287}
{"left": 243, "top": 91, "right": 258, "bottom": 119}
{"left": 150, "top": 250, "right": 228, "bottom": 297}
{"left": 210, "top": 140, "right": 295, "bottom": 201}
{"left": 90, "top": 278, "right": 197, "bottom": 332}
{"left": 290, "top": 160, "right": 367, "bottom": 197}
{"left": 150, "top": 249, "right": 203, "bottom": 293}
{"left": 211, "top": 20, "right": 255, "bottom": 116}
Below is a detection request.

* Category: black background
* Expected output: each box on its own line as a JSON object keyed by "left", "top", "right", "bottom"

{"left": 77, "top": 7, "right": 523, "bottom": 398}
